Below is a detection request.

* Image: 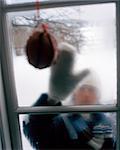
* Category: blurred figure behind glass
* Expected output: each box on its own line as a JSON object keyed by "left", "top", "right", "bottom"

{"left": 23, "top": 70, "right": 116, "bottom": 149}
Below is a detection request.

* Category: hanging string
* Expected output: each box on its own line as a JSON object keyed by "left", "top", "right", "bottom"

{"left": 33, "top": 0, "right": 58, "bottom": 69}
{"left": 35, "top": 0, "right": 48, "bottom": 32}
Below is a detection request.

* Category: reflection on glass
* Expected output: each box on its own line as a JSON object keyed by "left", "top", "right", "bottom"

{"left": 6, "top": 0, "right": 49, "bottom": 4}
{"left": 20, "top": 112, "right": 116, "bottom": 150}
{"left": 9, "top": 3, "right": 116, "bottom": 106}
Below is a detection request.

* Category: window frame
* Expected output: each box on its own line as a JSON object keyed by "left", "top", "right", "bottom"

{"left": 0, "top": 0, "right": 119, "bottom": 149}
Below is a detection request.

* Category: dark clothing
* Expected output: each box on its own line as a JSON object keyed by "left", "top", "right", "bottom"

{"left": 23, "top": 93, "right": 115, "bottom": 150}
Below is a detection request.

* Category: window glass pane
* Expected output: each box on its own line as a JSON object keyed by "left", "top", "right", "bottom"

{"left": 20, "top": 112, "right": 116, "bottom": 150}
{"left": 9, "top": 3, "right": 116, "bottom": 106}
{"left": 6, "top": 0, "right": 50, "bottom": 5}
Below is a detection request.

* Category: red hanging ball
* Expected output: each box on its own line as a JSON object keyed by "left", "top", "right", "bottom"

{"left": 25, "top": 25, "right": 58, "bottom": 69}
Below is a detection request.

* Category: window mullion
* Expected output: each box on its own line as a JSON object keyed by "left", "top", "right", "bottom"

{"left": 16, "top": 105, "right": 117, "bottom": 114}
{"left": 0, "top": 1, "right": 22, "bottom": 150}
{"left": 116, "top": 1, "right": 120, "bottom": 150}
{"left": 0, "top": 63, "right": 12, "bottom": 150}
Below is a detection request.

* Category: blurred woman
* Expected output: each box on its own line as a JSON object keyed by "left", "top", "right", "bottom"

{"left": 23, "top": 71, "right": 115, "bottom": 149}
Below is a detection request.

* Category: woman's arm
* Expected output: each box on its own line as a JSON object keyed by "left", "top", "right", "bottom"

{"left": 23, "top": 93, "right": 61, "bottom": 149}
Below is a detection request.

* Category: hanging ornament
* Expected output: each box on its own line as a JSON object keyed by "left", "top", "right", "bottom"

{"left": 25, "top": 0, "right": 59, "bottom": 69}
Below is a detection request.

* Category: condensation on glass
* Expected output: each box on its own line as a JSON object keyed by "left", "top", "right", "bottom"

{"left": 19, "top": 112, "right": 116, "bottom": 150}
{"left": 8, "top": 3, "right": 116, "bottom": 106}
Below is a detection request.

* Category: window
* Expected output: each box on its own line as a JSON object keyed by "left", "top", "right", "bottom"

{"left": 0, "top": 0, "right": 119, "bottom": 150}
{"left": 10, "top": 3, "right": 116, "bottom": 106}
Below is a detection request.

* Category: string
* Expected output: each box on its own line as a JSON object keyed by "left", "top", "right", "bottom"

{"left": 35, "top": 0, "right": 40, "bottom": 20}
{"left": 35, "top": 0, "right": 58, "bottom": 65}
{"left": 35, "top": 0, "right": 48, "bottom": 31}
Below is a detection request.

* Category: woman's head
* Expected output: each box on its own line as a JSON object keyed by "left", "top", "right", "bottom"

{"left": 73, "top": 84, "right": 99, "bottom": 105}
{"left": 73, "top": 71, "right": 101, "bottom": 105}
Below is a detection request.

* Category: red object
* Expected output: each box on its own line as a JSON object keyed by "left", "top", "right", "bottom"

{"left": 35, "top": 0, "right": 40, "bottom": 19}
{"left": 25, "top": 1, "right": 58, "bottom": 69}
{"left": 42, "top": 23, "right": 48, "bottom": 32}
{"left": 25, "top": 25, "right": 58, "bottom": 69}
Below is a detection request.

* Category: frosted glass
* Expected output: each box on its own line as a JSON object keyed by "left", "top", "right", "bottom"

{"left": 6, "top": 0, "right": 49, "bottom": 4}
{"left": 19, "top": 112, "right": 116, "bottom": 150}
{"left": 8, "top": 3, "right": 116, "bottom": 106}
